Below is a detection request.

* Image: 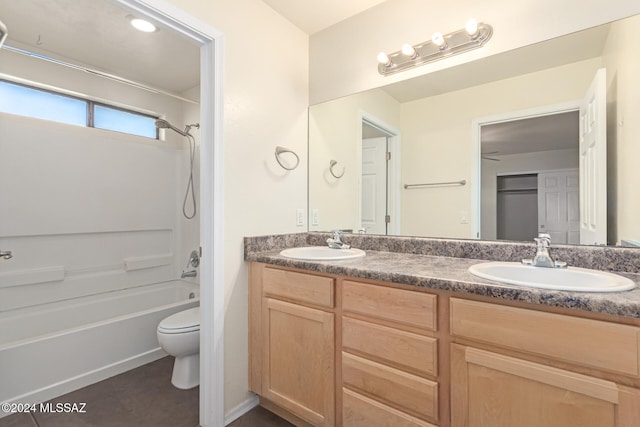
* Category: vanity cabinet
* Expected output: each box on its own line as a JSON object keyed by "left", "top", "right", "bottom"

{"left": 449, "top": 298, "right": 640, "bottom": 427}
{"left": 250, "top": 265, "right": 336, "bottom": 426}
{"left": 341, "top": 280, "right": 439, "bottom": 427}
{"left": 249, "top": 262, "right": 640, "bottom": 427}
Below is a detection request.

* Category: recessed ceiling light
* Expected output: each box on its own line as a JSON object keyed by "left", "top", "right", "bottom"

{"left": 129, "top": 16, "right": 157, "bottom": 33}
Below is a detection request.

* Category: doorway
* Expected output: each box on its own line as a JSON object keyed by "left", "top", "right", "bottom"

{"left": 473, "top": 69, "right": 607, "bottom": 245}
{"left": 360, "top": 114, "right": 400, "bottom": 235}
{"left": 472, "top": 101, "right": 581, "bottom": 241}
{"left": 68, "top": 1, "right": 224, "bottom": 425}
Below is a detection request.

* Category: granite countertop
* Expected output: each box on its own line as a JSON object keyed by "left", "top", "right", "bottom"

{"left": 245, "top": 234, "right": 640, "bottom": 319}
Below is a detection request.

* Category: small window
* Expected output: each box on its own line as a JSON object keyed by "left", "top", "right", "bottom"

{"left": 94, "top": 104, "right": 157, "bottom": 139}
{"left": 0, "top": 79, "right": 158, "bottom": 139}
{"left": 0, "top": 80, "right": 87, "bottom": 126}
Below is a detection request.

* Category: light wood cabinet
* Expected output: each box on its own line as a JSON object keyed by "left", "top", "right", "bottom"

{"left": 250, "top": 264, "right": 336, "bottom": 426}
{"left": 451, "top": 344, "right": 640, "bottom": 427}
{"left": 341, "top": 281, "right": 440, "bottom": 426}
{"left": 450, "top": 299, "right": 640, "bottom": 427}
{"left": 250, "top": 263, "right": 640, "bottom": 427}
{"left": 262, "top": 298, "right": 335, "bottom": 426}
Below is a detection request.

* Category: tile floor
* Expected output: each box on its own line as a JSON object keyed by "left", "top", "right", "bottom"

{"left": 0, "top": 357, "right": 291, "bottom": 427}
{"left": 0, "top": 357, "right": 197, "bottom": 427}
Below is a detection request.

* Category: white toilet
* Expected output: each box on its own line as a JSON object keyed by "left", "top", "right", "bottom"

{"left": 157, "top": 306, "right": 200, "bottom": 389}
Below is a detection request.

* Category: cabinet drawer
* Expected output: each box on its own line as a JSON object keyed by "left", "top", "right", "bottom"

{"left": 343, "top": 388, "right": 437, "bottom": 427}
{"left": 342, "top": 352, "right": 438, "bottom": 422}
{"left": 343, "top": 317, "right": 437, "bottom": 377}
{"left": 263, "top": 267, "right": 334, "bottom": 308}
{"left": 343, "top": 280, "right": 436, "bottom": 331}
{"left": 450, "top": 298, "right": 640, "bottom": 376}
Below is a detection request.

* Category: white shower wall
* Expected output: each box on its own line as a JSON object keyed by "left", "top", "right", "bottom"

{"left": 0, "top": 50, "right": 198, "bottom": 316}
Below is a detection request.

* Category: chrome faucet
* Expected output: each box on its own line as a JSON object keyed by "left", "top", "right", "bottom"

{"left": 327, "top": 230, "right": 351, "bottom": 249}
{"left": 522, "top": 233, "right": 567, "bottom": 268}
{"left": 181, "top": 269, "right": 197, "bottom": 278}
{"left": 181, "top": 249, "right": 200, "bottom": 278}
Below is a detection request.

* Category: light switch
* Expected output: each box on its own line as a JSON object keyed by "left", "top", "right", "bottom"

{"left": 296, "top": 208, "right": 305, "bottom": 226}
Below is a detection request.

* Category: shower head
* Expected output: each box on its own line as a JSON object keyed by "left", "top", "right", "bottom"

{"left": 155, "top": 119, "right": 200, "bottom": 137}
{"left": 0, "top": 20, "right": 8, "bottom": 49}
{"left": 155, "top": 119, "right": 187, "bottom": 137}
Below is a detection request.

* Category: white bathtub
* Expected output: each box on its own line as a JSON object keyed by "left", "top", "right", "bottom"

{"left": 0, "top": 280, "right": 199, "bottom": 412}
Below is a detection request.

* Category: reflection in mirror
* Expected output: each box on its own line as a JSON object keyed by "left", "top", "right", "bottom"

{"left": 308, "top": 14, "right": 640, "bottom": 247}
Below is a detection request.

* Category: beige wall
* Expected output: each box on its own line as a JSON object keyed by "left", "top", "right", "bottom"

{"left": 308, "top": 89, "right": 400, "bottom": 232}
{"left": 602, "top": 15, "right": 640, "bottom": 245}
{"left": 309, "top": 0, "right": 640, "bottom": 104}
{"left": 400, "top": 58, "right": 601, "bottom": 238}
{"left": 167, "top": 0, "right": 309, "bottom": 416}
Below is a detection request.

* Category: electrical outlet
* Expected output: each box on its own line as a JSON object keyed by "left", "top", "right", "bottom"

{"left": 296, "top": 208, "right": 305, "bottom": 226}
{"left": 312, "top": 209, "right": 319, "bottom": 226}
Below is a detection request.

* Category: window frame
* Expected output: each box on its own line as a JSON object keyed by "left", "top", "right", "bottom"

{"left": 0, "top": 79, "right": 159, "bottom": 139}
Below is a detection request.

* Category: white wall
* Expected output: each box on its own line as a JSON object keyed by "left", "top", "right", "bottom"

{"left": 308, "top": 89, "right": 400, "bottom": 232}
{"left": 309, "top": 0, "right": 640, "bottom": 104}
{"left": 169, "top": 0, "right": 309, "bottom": 415}
{"left": 399, "top": 58, "right": 601, "bottom": 238}
{"left": 602, "top": 15, "right": 640, "bottom": 245}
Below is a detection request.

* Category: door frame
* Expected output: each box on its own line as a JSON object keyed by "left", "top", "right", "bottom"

{"left": 112, "top": 1, "right": 225, "bottom": 426}
{"left": 471, "top": 100, "right": 581, "bottom": 240}
{"left": 359, "top": 111, "right": 401, "bottom": 235}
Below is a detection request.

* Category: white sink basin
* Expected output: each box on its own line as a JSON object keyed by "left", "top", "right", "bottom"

{"left": 280, "top": 246, "right": 366, "bottom": 261}
{"left": 468, "top": 262, "right": 635, "bottom": 292}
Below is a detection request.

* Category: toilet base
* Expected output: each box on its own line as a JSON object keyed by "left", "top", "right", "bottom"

{"left": 171, "top": 353, "right": 200, "bottom": 389}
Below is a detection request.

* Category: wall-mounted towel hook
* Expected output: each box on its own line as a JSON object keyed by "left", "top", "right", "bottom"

{"left": 329, "top": 160, "right": 345, "bottom": 178}
{"left": 275, "top": 146, "right": 299, "bottom": 171}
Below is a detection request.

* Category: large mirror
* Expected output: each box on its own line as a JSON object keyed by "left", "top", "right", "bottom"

{"left": 309, "top": 14, "right": 640, "bottom": 247}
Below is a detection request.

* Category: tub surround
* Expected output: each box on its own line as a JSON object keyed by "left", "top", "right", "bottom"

{"left": 244, "top": 232, "right": 640, "bottom": 318}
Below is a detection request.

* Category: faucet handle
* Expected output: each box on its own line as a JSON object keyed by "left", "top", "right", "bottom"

{"left": 538, "top": 232, "right": 551, "bottom": 241}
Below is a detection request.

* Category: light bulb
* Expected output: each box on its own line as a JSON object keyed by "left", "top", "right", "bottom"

{"left": 130, "top": 17, "right": 157, "bottom": 33}
{"left": 401, "top": 43, "right": 417, "bottom": 59}
{"left": 377, "top": 52, "right": 391, "bottom": 66}
{"left": 465, "top": 18, "right": 479, "bottom": 38}
{"left": 431, "top": 32, "right": 447, "bottom": 49}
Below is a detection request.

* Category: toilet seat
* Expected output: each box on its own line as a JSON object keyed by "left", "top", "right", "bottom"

{"left": 158, "top": 307, "right": 200, "bottom": 334}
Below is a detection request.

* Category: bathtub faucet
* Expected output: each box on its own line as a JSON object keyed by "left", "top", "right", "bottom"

{"left": 181, "top": 249, "right": 200, "bottom": 278}
{"left": 181, "top": 269, "right": 197, "bottom": 278}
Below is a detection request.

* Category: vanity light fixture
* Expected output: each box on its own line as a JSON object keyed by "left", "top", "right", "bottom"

{"left": 377, "top": 18, "right": 492, "bottom": 76}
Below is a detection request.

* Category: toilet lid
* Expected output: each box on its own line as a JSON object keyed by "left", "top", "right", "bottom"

{"left": 158, "top": 307, "right": 200, "bottom": 333}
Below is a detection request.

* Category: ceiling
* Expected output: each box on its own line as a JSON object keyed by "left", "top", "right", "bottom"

{"left": 481, "top": 111, "right": 579, "bottom": 156}
{"left": 0, "top": 0, "right": 390, "bottom": 96}
{"left": 0, "top": 0, "right": 200, "bottom": 94}
{"left": 261, "top": 0, "right": 389, "bottom": 34}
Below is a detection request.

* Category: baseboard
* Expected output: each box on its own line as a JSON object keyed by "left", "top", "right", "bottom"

{"left": 224, "top": 394, "right": 259, "bottom": 425}
{"left": 0, "top": 349, "right": 165, "bottom": 419}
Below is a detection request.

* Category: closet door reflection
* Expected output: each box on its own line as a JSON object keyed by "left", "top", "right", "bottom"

{"left": 496, "top": 174, "right": 538, "bottom": 241}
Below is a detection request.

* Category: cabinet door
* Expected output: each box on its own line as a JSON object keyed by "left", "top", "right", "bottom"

{"left": 262, "top": 298, "right": 335, "bottom": 426}
{"left": 451, "top": 344, "right": 640, "bottom": 427}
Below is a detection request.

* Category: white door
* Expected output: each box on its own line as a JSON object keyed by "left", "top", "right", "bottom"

{"left": 361, "top": 137, "right": 387, "bottom": 234}
{"left": 579, "top": 68, "right": 607, "bottom": 245}
{"left": 538, "top": 169, "right": 580, "bottom": 244}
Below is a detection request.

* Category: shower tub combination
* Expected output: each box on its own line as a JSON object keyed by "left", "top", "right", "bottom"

{"left": 0, "top": 279, "right": 198, "bottom": 412}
